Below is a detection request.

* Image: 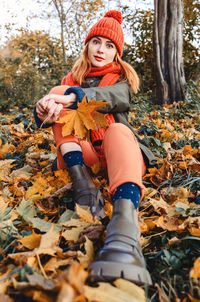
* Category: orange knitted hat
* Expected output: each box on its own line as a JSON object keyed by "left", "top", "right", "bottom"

{"left": 85, "top": 10, "right": 124, "bottom": 57}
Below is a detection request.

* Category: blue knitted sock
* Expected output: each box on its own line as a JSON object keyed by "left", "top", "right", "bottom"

{"left": 63, "top": 151, "right": 84, "bottom": 168}
{"left": 112, "top": 182, "right": 141, "bottom": 209}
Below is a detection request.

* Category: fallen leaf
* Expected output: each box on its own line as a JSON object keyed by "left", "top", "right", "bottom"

{"left": 26, "top": 273, "right": 56, "bottom": 290}
{"left": 156, "top": 216, "right": 184, "bottom": 232}
{"left": 76, "top": 204, "right": 101, "bottom": 224}
{"left": 155, "top": 283, "right": 171, "bottom": 302}
{"left": 190, "top": 257, "right": 200, "bottom": 279}
{"left": 17, "top": 198, "right": 36, "bottom": 220}
{"left": 35, "top": 228, "right": 62, "bottom": 256}
{"left": 0, "top": 269, "right": 13, "bottom": 294}
{"left": 0, "top": 159, "right": 15, "bottom": 182}
{"left": 187, "top": 294, "right": 200, "bottom": 302}
{"left": 19, "top": 231, "right": 42, "bottom": 250}
{"left": 44, "top": 258, "right": 72, "bottom": 273}
{"left": 83, "top": 281, "right": 146, "bottom": 302}
{"left": 13, "top": 122, "right": 25, "bottom": 133}
{"left": 10, "top": 165, "right": 32, "bottom": 179}
{"left": 62, "top": 226, "right": 84, "bottom": 242}
{"left": 84, "top": 236, "right": 94, "bottom": 262}
{"left": 114, "top": 278, "right": 146, "bottom": 301}
{"left": 57, "top": 97, "right": 108, "bottom": 139}
{"left": 189, "top": 227, "right": 200, "bottom": 237}
{"left": 0, "top": 294, "right": 14, "bottom": 302}
{"left": 67, "top": 262, "right": 88, "bottom": 294}
{"left": 57, "top": 283, "right": 75, "bottom": 302}
{"left": 0, "top": 143, "right": 15, "bottom": 159}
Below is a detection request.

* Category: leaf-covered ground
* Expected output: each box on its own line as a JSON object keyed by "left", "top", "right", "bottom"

{"left": 0, "top": 90, "right": 200, "bottom": 301}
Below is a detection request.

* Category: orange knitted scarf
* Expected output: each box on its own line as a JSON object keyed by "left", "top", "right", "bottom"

{"left": 61, "top": 62, "right": 122, "bottom": 87}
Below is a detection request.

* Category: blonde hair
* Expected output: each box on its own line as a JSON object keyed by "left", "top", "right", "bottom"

{"left": 72, "top": 43, "right": 139, "bottom": 93}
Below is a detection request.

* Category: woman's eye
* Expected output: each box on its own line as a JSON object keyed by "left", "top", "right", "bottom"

{"left": 93, "top": 39, "right": 99, "bottom": 44}
{"left": 107, "top": 44, "right": 114, "bottom": 48}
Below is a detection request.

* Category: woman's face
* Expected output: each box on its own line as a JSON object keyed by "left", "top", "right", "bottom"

{"left": 88, "top": 36, "right": 117, "bottom": 67}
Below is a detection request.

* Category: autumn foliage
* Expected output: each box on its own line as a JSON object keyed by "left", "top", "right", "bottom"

{"left": 0, "top": 87, "right": 199, "bottom": 301}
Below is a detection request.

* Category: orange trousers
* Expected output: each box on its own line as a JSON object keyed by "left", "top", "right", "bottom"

{"left": 53, "top": 122, "right": 146, "bottom": 199}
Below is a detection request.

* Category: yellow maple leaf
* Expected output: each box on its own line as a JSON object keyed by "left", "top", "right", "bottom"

{"left": 56, "top": 97, "right": 109, "bottom": 139}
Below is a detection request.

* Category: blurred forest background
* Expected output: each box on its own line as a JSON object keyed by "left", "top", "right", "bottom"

{"left": 0, "top": 0, "right": 199, "bottom": 110}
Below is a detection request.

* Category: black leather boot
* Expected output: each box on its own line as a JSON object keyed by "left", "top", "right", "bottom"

{"left": 89, "top": 198, "right": 152, "bottom": 285}
{"left": 69, "top": 165, "right": 105, "bottom": 220}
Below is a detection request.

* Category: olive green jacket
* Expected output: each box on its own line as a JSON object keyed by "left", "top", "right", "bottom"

{"left": 82, "top": 79, "right": 157, "bottom": 168}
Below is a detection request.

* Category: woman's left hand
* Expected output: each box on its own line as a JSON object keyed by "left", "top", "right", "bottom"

{"left": 37, "top": 99, "right": 64, "bottom": 125}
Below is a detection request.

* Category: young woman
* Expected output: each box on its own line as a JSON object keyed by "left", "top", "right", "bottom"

{"left": 35, "top": 10, "right": 156, "bottom": 285}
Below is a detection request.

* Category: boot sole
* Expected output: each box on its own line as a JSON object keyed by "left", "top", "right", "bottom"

{"left": 89, "top": 260, "right": 152, "bottom": 285}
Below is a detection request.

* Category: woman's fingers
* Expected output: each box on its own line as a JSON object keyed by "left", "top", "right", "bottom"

{"left": 54, "top": 103, "right": 63, "bottom": 116}
{"left": 51, "top": 104, "right": 63, "bottom": 122}
{"left": 42, "top": 101, "right": 63, "bottom": 124}
{"left": 36, "top": 92, "right": 77, "bottom": 124}
{"left": 36, "top": 97, "right": 50, "bottom": 116}
{"left": 49, "top": 93, "right": 76, "bottom": 107}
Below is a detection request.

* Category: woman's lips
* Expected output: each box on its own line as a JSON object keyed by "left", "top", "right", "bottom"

{"left": 94, "top": 56, "right": 104, "bottom": 61}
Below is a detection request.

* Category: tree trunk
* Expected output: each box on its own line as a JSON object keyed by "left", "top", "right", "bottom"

{"left": 52, "top": 0, "right": 67, "bottom": 69}
{"left": 153, "top": 0, "right": 186, "bottom": 105}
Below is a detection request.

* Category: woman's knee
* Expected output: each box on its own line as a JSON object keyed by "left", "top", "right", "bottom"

{"left": 105, "top": 123, "right": 135, "bottom": 140}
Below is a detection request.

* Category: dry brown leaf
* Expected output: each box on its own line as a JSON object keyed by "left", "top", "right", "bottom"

{"left": 31, "top": 290, "right": 55, "bottom": 302}
{"left": 187, "top": 294, "right": 200, "bottom": 302}
{"left": 113, "top": 278, "right": 146, "bottom": 301}
{"left": 67, "top": 262, "right": 88, "bottom": 294}
{"left": 0, "top": 270, "right": 13, "bottom": 294}
{"left": 0, "top": 159, "right": 15, "bottom": 182}
{"left": 0, "top": 294, "right": 14, "bottom": 302}
{"left": 144, "top": 187, "right": 158, "bottom": 198}
{"left": 83, "top": 281, "right": 146, "bottom": 302}
{"left": 148, "top": 197, "right": 169, "bottom": 212}
{"left": 0, "top": 196, "right": 9, "bottom": 215}
{"left": 9, "top": 228, "right": 62, "bottom": 265}
{"left": 26, "top": 273, "right": 56, "bottom": 290}
{"left": 44, "top": 258, "right": 73, "bottom": 273}
{"left": 62, "top": 227, "right": 85, "bottom": 242}
{"left": 62, "top": 218, "right": 90, "bottom": 229}
{"left": 25, "top": 176, "right": 55, "bottom": 201}
{"left": 155, "top": 283, "right": 171, "bottom": 302}
{"left": 84, "top": 236, "right": 94, "bottom": 262}
{"left": 56, "top": 97, "right": 108, "bottom": 139}
{"left": 189, "top": 227, "right": 200, "bottom": 237}
{"left": 78, "top": 224, "right": 105, "bottom": 243}
{"left": 139, "top": 220, "right": 149, "bottom": 234}
{"left": 35, "top": 228, "right": 62, "bottom": 256}
{"left": 156, "top": 216, "right": 185, "bottom": 232}
{"left": 13, "top": 122, "right": 25, "bottom": 133}
{"left": 10, "top": 165, "right": 32, "bottom": 179}
{"left": 57, "top": 283, "right": 76, "bottom": 302}
{"left": 76, "top": 204, "right": 101, "bottom": 224}
{"left": 19, "top": 231, "right": 41, "bottom": 250}
{"left": 91, "top": 162, "right": 101, "bottom": 174}
{"left": 140, "top": 236, "right": 150, "bottom": 247}
{"left": 0, "top": 143, "right": 15, "bottom": 159}
{"left": 190, "top": 257, "right": 200, "bottom": 279}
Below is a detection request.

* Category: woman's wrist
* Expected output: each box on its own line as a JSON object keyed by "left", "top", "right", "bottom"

{"left": 69, "top": 93, "right": 76, "bottom": 103}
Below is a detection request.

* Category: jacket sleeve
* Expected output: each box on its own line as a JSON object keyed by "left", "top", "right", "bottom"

{"left": 82, "top": 82, "right": 131, "bottom": 114}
